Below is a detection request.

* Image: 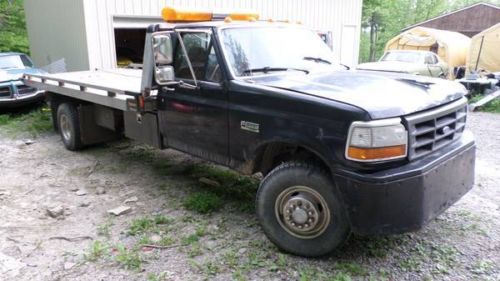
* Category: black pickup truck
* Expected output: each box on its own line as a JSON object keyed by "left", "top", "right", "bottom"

{"left": 24, "top": 9, "right": 475, "bottom": 257}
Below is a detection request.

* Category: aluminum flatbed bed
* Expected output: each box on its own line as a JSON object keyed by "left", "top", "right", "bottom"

{"left": 23, "top": 69, "right": 143, "bottom": 111}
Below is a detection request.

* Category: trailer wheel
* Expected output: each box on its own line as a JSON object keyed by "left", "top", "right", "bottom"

{"left": 57, "top": 103, "right": 83, "bottom": 151}
{"left": 256, "top": 161, "right": 350, "bottom": 257}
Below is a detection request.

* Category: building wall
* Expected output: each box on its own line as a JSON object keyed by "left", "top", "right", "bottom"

{"left": 403, "top": 4, "right": 500, "bottom": 37}
{"left": 82, "top": 0, "right": 363, "bottom": 69}
{"left": 24, "top": 0, "right": 89, "bottom": 71}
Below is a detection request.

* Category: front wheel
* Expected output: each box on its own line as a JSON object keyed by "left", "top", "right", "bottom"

{"left": 256, "top": 162, "right": 350, "bottom": 257}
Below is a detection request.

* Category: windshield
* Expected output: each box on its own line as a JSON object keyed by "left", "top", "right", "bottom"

{"left": 380, "top": 52, "right": 424, "bottom": 64}
{"left": 0, "top": 55, "right": 33, "bottom": 70}
{"left": 220, "top": 26, "right": 341, "bottom": 76}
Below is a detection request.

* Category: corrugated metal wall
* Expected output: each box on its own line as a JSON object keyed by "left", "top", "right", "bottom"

{"left": 83, "top": 0, "right": 362, "bottom": 69}
{"left": 24, "top": 0, "right": 90, "bottom": 71}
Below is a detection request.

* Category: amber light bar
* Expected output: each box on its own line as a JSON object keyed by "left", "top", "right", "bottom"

{"left": 162, "top": 7, "right": 259, "bottom": 22}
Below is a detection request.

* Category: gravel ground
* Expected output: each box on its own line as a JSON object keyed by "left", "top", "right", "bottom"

{"left": 0, "top": 111, "right": 498, "bottom": 281}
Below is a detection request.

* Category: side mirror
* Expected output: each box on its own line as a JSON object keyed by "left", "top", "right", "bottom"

{"left": 153, "top": 34, "right": 173, "bottom": 65}
{"left": 155, "top": 65, "right": 175, "bottom": 84}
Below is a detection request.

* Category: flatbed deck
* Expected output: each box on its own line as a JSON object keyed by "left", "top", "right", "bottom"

{"left": 23, "top": 69, "right": 142, "bottom": 111}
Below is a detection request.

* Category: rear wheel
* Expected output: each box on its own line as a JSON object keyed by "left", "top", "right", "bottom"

{"left": 57, "top": 103, "right": 83, "bottom": 151}
{"left": 256, "top": 161, "right": 350, "bottom": 257}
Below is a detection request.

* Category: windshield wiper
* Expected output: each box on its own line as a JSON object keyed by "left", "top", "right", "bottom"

{"left": 242, "top": 67, "right": 309, "bottom": 76}
{"left": 303, "top": 56, "right": 332, "bottom": 65}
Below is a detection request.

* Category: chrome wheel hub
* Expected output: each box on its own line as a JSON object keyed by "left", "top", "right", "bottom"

{"left": 275, "top": 186, "right": 330, "bottom": 239}
{"left": 60, "top": 114, "right": 71, "bottom": 141}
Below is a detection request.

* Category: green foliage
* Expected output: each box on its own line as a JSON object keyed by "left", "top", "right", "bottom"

{"left": 127, "top": 215, "right": 172, "bottom": 236}
{"left": 183, "top": 191, "right": 223, "bottom": 214}
{"left": 0, "top": 0, "right": 29, "bottom": 54}
{"left": 469, "top": 95, "right": 500, "bottom": 113}
{"left": 0, "top": 105, "right": 52, "bottom": 137}
{"left": 84, "top": 240, "right": 108, "bottom": 262}
{"left": 181, "top": 234, "right": 200, "bottom": 246}
{"left": 115, "top": 244, "right": 142, "bottom": 271}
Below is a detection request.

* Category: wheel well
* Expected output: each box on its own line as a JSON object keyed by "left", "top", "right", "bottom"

{"left": 47, "top": 93, "right": 90, "bottom": 130}
{"left": 253, "top": 142, "right": 330, "bottom": 176}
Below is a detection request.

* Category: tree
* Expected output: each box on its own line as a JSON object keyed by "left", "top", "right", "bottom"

{"left": 0, "top": 0, "right": 29, "bottom": 54}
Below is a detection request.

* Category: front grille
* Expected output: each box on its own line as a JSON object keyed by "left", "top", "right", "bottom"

{"left": 0, "top": 86, "right": 11, "bottom": 97}
{"left": 17, "top": 85, "right": 36, "bottom": 95}
{"left": 404, "top": 98, "right": 467, "bottom": 160}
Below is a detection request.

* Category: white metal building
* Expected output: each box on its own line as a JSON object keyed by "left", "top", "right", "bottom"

{"left": 24, "top": 0, "right": 362, "bottom": 72}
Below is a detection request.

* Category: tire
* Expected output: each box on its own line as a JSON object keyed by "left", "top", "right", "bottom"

{"left": 57, "top": 103, "right": 83, "bottom": 151}
{"left": 256, "top": 161, "right": 350, "bottom": 257}
{"left": 49, "top": 99, "right": 59, "bottom": 131}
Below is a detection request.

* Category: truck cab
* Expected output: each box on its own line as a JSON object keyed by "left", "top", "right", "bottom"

{"left": 25, "top": 8, "right": 476, "bottom": 257}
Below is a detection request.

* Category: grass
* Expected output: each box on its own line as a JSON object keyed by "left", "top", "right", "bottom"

{"left": 0, "top": 105, "right": 52, "bottom": 137}
{"left": 469, "top": 260, "right": 495, "bottom": 275}
{"left": 84, "top": 240, "right": 108, "bottom": 262}
{"left": 334, "top": 262, "right": 367, "bottom": 276}
{"left": 147, "top": 272, "right": 167, "bottom": 281}
{"left": 97, "top": 220, "right": 113, "bottom": 238}
{"left": 115, "top": 244, "right": 142, "bottom": 271}
{"left": 180, "top": 164, "right": 259, "bottom": 214}
{"left": 469, "top": 94, "right": 500, "bottom": 113}
{"left": 127, "top": 215, "right": 172, "bottom": 236}
{"left": 158, "top": 235, "right": 175, "bottom": 247}
{"left": 183, "top": 191, "right": 222, "bottom": 214}
{"left": 181, "top": 234, "right": 199, "bottom": 246}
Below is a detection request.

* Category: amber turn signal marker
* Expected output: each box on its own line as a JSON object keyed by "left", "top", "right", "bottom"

{"left": 161, "top": 7, "right": 259, "bottom": 22}
{"left": 162, "top": 7, "right": 212, "bottom": 22}
{"left": 229, "top": 13, "right": 259, "bottom": 21}
{"left": 347, "top": 145, "right": 406, "bottom": 160}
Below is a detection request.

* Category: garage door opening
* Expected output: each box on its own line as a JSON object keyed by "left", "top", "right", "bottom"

{"left": 114, "top": 28, "right": 146, "bottom": 68}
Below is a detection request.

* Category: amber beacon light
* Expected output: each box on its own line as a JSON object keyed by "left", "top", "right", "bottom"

{"left": 161, "top": 7, "right": 259, "bottom": 22}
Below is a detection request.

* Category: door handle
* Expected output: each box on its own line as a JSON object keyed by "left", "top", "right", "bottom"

{"left": 178, "top": 80, "right": 197, "bottom": 90}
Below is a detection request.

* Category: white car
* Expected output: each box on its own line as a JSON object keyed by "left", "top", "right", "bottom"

{"left": 357, "top": 50, "right": 449, "bottom": 78}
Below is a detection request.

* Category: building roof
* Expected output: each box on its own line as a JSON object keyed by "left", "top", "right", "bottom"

{"left": 402, "top": 2, "right": 500, "bottom": 32}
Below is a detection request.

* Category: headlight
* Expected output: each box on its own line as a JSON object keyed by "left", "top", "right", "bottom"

{"left": 346, "top": 118, "right": 408, "bottom": 162}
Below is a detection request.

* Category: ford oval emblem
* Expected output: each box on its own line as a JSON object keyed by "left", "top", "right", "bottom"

{"left": 441, "top": 126, "right": 451, "bottom": 134}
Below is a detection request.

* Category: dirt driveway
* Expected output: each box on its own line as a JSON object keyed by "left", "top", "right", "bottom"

{"left": 0, "top": 111, "right": 499, "bottom": 281}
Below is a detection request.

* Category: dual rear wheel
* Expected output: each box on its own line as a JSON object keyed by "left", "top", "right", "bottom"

{"left": 56, "top": 103, "right": 82, "bottom": 151}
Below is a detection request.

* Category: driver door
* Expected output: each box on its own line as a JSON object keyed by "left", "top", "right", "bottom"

{"left": 156, "top": 30, "right": 229, "bottom": 165}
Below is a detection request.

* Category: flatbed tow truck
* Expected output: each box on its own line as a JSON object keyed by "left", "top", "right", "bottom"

{"left": 24, "top": 7, "right": 476, "bottom": 257}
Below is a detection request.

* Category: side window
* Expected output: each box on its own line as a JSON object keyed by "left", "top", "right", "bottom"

{"left": 432, "top": 54, "right": 439, "bottom": 64}
{"left": 173, "top": 32, "right": 223, "bottom": 83}
{"left": 174, "top": 32, "right": 210, "bottom": 80}
{"left": 205, "top": 45, "right": 222, "bottom": 83}
{"left": 425, "top": 54, "right": 437, "bottom": 64}
{"left": 20, "top": 55, "right": 33, "bottom": 67}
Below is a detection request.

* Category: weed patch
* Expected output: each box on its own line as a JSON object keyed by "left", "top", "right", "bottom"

{"left": 469, "top": 94, "right": 500, "bottom": 113}
{"left": 181, "top": 234, "right": 199, "bottom": 246}
{"left": 128, "top": 215, "right": 173, "bottom": 236}
{"left": 84, "top": 240, "right": 108, "bottom": 262}
{"left": 183, "top": 191, "right": 222, "bottom": 214}
{"left": 0, "top": 105, "right": 52, "bottom": 137}
{"left": 115, "top": 244, "right": 142, "bottom": 271}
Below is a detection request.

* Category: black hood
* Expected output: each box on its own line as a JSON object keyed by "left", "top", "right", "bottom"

{"left": 248, "top": 70, "right": 467, "bottom": 119}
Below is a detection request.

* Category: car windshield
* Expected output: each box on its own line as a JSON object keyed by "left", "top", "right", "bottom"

{"left": 220, "top": 26, "right": 342, "bottom": 76}
{"left": 381, "top": 52, "right": 424, "bottom": 63}
{"left": 0, "top": 55, "right": 33, "bottom": 70}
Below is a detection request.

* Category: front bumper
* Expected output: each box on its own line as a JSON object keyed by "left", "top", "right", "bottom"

{"left": 0, "top": 90, "right": 45, "bottom": 108}
{"left": 334, "top": 130, "right": 475, "bottom": 235}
